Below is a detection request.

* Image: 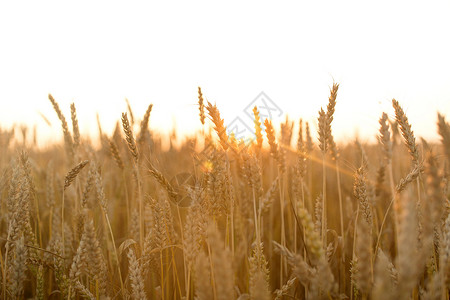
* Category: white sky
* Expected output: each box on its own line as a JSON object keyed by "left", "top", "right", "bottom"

{"left": 1, "top": 1, "right": 449, "bottom": 147}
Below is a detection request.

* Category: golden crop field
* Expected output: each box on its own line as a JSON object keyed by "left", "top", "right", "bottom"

{"left": 0, "top": 85, "right": 449, "bottom": 300}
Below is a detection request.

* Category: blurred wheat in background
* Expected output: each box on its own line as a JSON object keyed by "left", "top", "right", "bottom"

{"left": 0, "top": 84, "right": 449, "bottom": 300}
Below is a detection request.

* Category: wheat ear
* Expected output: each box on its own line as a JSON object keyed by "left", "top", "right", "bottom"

{"left": 125, "top": 97, "right": 135, "bottom": 125}
{"left": 206, "top": 101, "right": 229, "bottom": 150}
{"left": 70, "top": 103, "right": 80, "bottom": 151}
{"left": 137, "top": 103, "right": 153, "bottom": 145}
{"left": 437, "top": 112, "right": 450, "bottom": 164}
{"left": 121, "top": 112, "right": 139, "bottom": 162}
{"left": 253, "top": 106, "right": 263, "bottom": 153}
{"left": 392, "top": 99, "right": 419, "bottom": 165}
{"left": 128, "top": 247, "right": 147, "bottom": 300}
{"left": 64, "top": 160, "right": 89, "bottom": 190}
{"left": 48, "top": 94, "right": 74, "bottom": 160}
{"left": 62, "top": 160, "right": 88, "bottom": 258}
{"left": 198, "top": 87, "right": 206, "bottom": 125}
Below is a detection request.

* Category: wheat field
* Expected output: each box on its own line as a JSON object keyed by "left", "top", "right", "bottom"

{"left": 0, "top": 85, "right": 449, "bottom": 299}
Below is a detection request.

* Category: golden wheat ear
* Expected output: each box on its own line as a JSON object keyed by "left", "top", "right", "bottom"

{"left": 198, "top": 87, "right": 206, "bottom": 125}
{"left": 392, "top": 99, "right": 419, "bottom": 165}
{"left": 206, "top": 101, "right": 229, "bottom": 150}
{"left": 437, "top": 112, "right": 450, "bottom": 163}
{"left": 48, "top": 93, "right": 74, "bottom": 160}
{"left": 252, "top": 106, "right": 263, "bottom": 151}
{"left": 121, "top": 112, "right": 139, "bottom": 162}
{"left": 64, "top": 160, "right": 89, "bottom": 190}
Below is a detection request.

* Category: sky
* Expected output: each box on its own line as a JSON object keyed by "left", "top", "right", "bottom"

{"left": 0, "top": 1, "right": 449, "bottom": 148}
